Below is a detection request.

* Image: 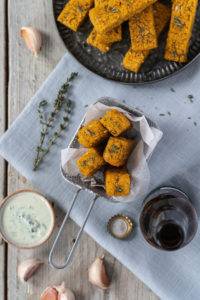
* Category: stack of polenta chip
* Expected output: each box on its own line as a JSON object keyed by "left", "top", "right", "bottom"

{"left": 57, "top": 0, "right": 198, "bottom": 72}
{"left": 76, "top": 109, "right": 134, "bottom": 197}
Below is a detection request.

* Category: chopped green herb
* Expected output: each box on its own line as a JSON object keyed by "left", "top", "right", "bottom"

{"left": 194, "top": 122, "right": 197, "bottom": 126}
{"left": 174, "top": 17, "right": 184, "bottom": 28}
{"left": 170, "top": 87, "right": 175, "bottom": 92}
{"left": 109, "top": 144, "right": 120, "bottom": 153}
{"left": 115, "top": 186, "right": 123, "bottom": 193}
{"left": 188, "top": 94, "right": 194, "bottom": 103}
{"left": 159, "top": 113, "right": 165, "bottom": 116}
{"left": 107, "top": 6, "right": 119, "bottom": 13}
{"left": 77, "top": 5, "right": 85, "bottom": 12}
{"left": 85, "top": 129, "right": 96, "bottom": 136}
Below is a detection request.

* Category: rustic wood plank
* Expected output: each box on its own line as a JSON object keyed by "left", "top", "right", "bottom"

{"left": 0, "top": 1, "right": 7, "bottom": 299}
{"left": 7, "top": 1, "right": 159, "bottom": 299}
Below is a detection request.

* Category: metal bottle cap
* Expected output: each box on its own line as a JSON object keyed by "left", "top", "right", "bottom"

{"left": 107, "top": 214, "right": 134, "bottom": 239}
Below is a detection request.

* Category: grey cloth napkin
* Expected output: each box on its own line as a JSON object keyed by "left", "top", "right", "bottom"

{"left": 1, "top": 53, "right": 200, "bottom": 300}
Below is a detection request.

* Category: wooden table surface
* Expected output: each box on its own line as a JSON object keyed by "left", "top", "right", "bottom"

{"left": 0, "top": 1, "right": 159, "bottom": 299}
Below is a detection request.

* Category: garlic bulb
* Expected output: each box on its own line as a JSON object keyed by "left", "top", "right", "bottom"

{"left": 20, "top": 26, "right": 42, "bottom": 56}
{"left": 18, "top": 258, "right": 43, "bottom": 282}
{"left": 40, "top": 282, "right": 75, "bottom": 300}
{"left": 88, "top": 256, "right": 110, "bottom": 289}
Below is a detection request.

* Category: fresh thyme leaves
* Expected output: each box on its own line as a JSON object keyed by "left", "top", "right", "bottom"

{"left": 33, "top": 72, "right": 78, "bottom": 171}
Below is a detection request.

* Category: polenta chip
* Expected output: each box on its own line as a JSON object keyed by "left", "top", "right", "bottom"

{"left": 103, "top": 137, "right": 135, "bottom": 167}
{"left": 105, "top": 168, "right": 131, "bottom": 196}
{"left": 100, "top": 109, "right": 131, "bottom": 136}
{"left": 165, "top": 0, "right": 198, "bottom": 62}
{"left": 89, "top": 0, "right": 157, "bottom": 33}
{"left": 87, "top": 0, "right": 122, "bottom": 52}
{"left": 78, "top": 119, "right": 109, "bottom": 147}
{"left": 87, "top": 30, "right": 111, "bottom": 52}
{"left": 57, "top": 0, "right": 94, "bottom": 32}
{"left": 129, "top": 6, "right": 157, "bottom": 51}
{"left": 77, "top": 148, "right": 105, "bottom": 177}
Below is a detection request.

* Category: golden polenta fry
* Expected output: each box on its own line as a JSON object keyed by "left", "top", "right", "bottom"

{"left": 153, "top": 1, "right": 171, "bottom": 34}
{"left": 77, "top": 148, "right": 105, "bottom": 176}
{"left": 123, "top": 2, "right": 171, "bottom": 72}
{"left": 57, "top": 0, "right": 94, "bottom": 32}
{"left": 123, "top": 49, "right": 149, "bottom": 73}
{"left": 103, "top": 137, "right": 135, "bottom": 167}
{"left": 165, "top": 0, "right": 198, "bottom": 62}
{"left": 95, "top": 26, "right": 122, "bottom": 44}
{"left": 94, "top": 0, "right": 122, "bottom": 43}
{"left": 87, "top": 30, "right": 111, "bottom": 52}
{"left": 89, "top": 0, "right": 157, "bottom": 33}
{"left": 100, "top": 109, "right": 131, "bottom": 136}
{"left": 105, "top": 168, "right": 131, "bottom": 196}
{"left": 129, "top": 6, "right": 157, "bottom": 51}
{"left": 78, "top": 119, "right": 109, "bottom": 147}
{"left": 87, "top": 0, "right": 122, "bottom": 52}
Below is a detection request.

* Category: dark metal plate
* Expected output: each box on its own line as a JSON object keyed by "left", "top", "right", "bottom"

{"left": 52, "top": 0, "right": 200, "bottom": 84}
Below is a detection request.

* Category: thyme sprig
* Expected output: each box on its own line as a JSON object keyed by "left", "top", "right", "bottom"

{"left": 33, "top": 72, "right": 78, "bottom": 171}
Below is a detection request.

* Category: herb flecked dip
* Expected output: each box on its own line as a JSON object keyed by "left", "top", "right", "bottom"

{"left": 0, "top": 191, "right": 54, "bottom": 248}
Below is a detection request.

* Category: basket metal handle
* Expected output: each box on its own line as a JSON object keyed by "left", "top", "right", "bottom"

{"left": 49, "top": 189, "right": 98, "bottom": 269}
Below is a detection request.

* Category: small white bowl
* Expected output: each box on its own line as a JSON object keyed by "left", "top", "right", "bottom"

{"left": 0, "top": 189, "right": 55, "bottom": 249}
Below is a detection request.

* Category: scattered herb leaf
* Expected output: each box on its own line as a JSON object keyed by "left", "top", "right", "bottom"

{"left": 109, "top": 144, "right": 120, "bottom": 153}
{"left": 77, "top": 5, "right": 85, "bottom": 12}
{"left": 174, "top": 17, "right": 184, "bottom": 28}
{"left": 115, "top": 186, "right": 123, "bottom": 193}
{"left": 187, "top": 94, "right": 194, "bottom": 103}
{"left": 107, "top": 6, "right": 119, "bottom": 13}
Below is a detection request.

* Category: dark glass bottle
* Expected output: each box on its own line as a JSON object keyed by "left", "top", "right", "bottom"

{"left": 140, "top": 187, "right": 198, "bottom": 251}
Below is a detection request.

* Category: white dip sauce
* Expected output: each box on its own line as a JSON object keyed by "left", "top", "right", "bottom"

{"left": 0, "top": 191, "right": 54, "bottom": 247}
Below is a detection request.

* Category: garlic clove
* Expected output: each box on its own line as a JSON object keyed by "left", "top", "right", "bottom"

{"left": 56, "top": 282, "right": 75, "bottom": 300}
{"left": 40, "top": 286, "right": 58, "bottom": 300}
{"left": 55, "top": 282, "right": 66, "bottom": 294}
{"left": 20, "top": 26, "right": 42, "bottom": 56}
{"left": 57, "top": 288, "right": 75, "bottom": 300}
{"left": 41, "top": 283, "right": 75, "bottom": 300}
{"left": 18, "top": 258, "right": 43, "bottom": 282}
{"left": 88, "top": 256, "right": 110, "bottom": 289}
